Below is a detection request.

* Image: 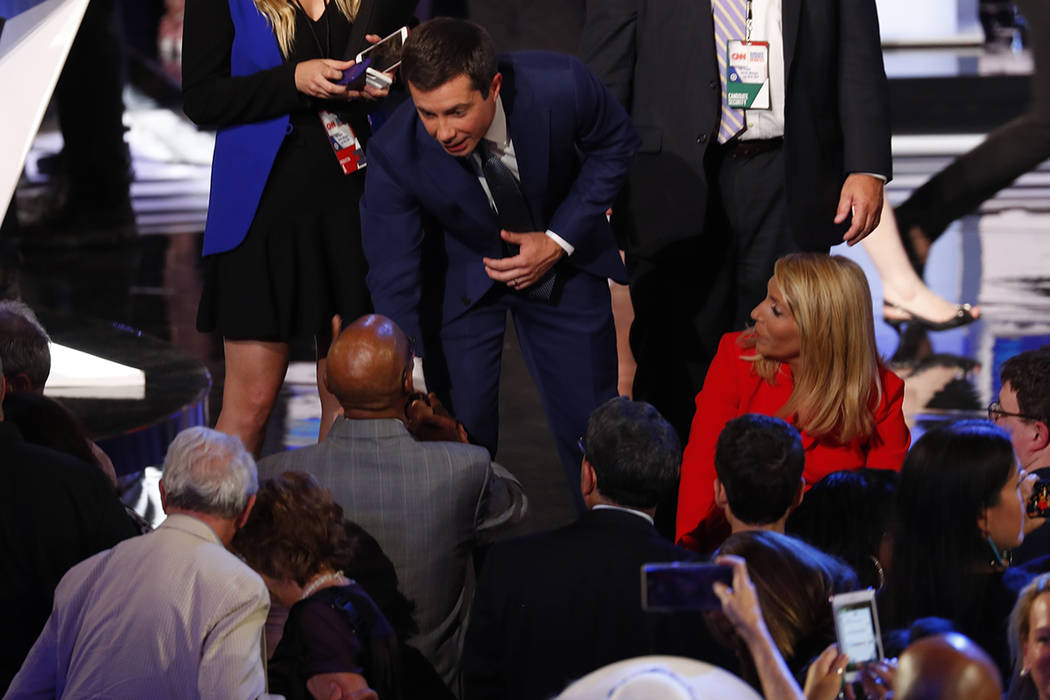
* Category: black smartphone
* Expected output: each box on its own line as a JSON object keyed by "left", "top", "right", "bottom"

{"left": 1029, "top": 479, "right": 1050, "bottom": 518}
{"left": 640, "top": 562, "right": 733, "bottom": 612}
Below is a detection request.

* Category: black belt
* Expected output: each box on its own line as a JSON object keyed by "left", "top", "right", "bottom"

{"left": 719, "top": 136, "right": 784, "bottom": 159}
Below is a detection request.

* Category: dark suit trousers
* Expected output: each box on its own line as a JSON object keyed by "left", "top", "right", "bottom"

{"left": 896, "top": 0, "right": 1050, "bottom": 240}
{"left": 430, "top": 267, "right": 617, "bottom": 511}
{"left": 630, "top": 143, "right": 809, "bottom": 438}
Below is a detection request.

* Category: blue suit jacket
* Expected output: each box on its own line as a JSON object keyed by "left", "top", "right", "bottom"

{"left": 201, "top": 0, "right": 289, "bottom": 257}
{"left": 360, "top": 52, "right": 639, "bottom": 346}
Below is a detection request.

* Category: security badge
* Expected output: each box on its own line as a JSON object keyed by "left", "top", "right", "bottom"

{"left": 725, "top": 40, "right": 771, "bottom": 110}
{"left": 319, "top": 109, "right": 367, "bottom": 175}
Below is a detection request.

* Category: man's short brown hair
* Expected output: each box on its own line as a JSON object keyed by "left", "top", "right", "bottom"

{"left": 400, "top": 17, "right": 498, "bottom": 96}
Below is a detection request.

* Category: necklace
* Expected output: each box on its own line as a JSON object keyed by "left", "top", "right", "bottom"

{"left": 300, "top": 569, "right": 345, "bottom": 599}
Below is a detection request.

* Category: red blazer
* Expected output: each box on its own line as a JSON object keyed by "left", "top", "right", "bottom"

{"left": 676, "top": 332, "right": 910, "bottom": 541}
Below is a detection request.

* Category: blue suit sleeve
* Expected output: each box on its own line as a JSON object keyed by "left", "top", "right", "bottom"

{"left": 547, "top": 57, "right": 641, "bottom": 255}
{"left": 360, "top": 140, "right": 427, "bottom": 348}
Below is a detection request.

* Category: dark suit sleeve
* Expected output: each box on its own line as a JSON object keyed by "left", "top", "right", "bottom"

{"left": 462, "top": 545, "right": 510, "bottom": 699}
{"left": 578, "top": 0, "right": 638, "bottom": 109}
{"left": 547, "top": 57, "right": 641, "bottom": 253}
{"left": 182, "top": 0, "right": 305, "bottom": 127}
{"left": 837, "top": 0, "right": 892, "bottom": 180}
{"left": 359, "top": 135, "right": 428, "bottom": 347}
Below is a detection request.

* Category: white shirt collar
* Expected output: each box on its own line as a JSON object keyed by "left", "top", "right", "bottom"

{"left": 592, "top": 504, "right": 655, "bottom": 525}
{"left": 482, "top": 95, "right": 510, "bottom": 151}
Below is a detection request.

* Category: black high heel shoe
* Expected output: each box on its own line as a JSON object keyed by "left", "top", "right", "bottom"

{"left": 883, "top": 300, "right": 979, "bottom": 332}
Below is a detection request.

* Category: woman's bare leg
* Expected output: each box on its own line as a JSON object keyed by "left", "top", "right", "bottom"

{"left": 863, "top": 198, "right": 980, "bottom": 324}
{"left": 215, "top": 339, "right": 290, "bottom": 457}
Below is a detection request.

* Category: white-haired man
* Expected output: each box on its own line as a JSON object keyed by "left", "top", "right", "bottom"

{"left": 7, "top": 427, "right": 275, "bottom": 699}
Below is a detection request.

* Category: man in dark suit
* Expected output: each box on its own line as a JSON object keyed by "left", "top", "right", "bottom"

{"left": 580, "top": 0, "right": 891, "bottom": 442}
{"left": 461, "top": 397, "right": 731, "bottom": 700}
{"left": 0, "top": 360, "right": 140, "bottom": 692}
{"left": 360, "top": 18, "right": 640, "bottom": 499}
{"left": 258, "top": 314, "right": 527, "bottom": 688}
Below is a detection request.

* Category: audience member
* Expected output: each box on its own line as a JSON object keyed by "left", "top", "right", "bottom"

{"left": 7, "top": 427, "right": 272, "bottom": 698}
{"left": 360, "top": 18, "right": 639, "bottom": 501}
{"left": 710, "top": 414, "right": 805, "bottom": 539}
{"left": 0, "top": 360, "right": 139, "bottom": 693}
{"left": 1008, "top": 573, "right": 1050, "bottom": 700}
{"left": 993, "top": 346, "right": 1050, "bottom": 565}
{"left": 3, "top": 391, "right": 118, "bottom": 485}
{"left": 714, "top": 530, "right": 857, "bottom": 686}
{"left": 883, "top": 420, "right": 1030, "bottom": 680}
{"left": 787, "top": 468, "right": 899, "bottom": 590}
{"left": 462, "top": 397, "right": 723, "bottom": 700}
{"left": 677, "top": 253, "right": 910, "bottom": 543}
{"left": 714, "top": 554, "right": 849, "bottom": 700}
{"left": 233, "top": 472, "right": 404, "bottom": 700}
{"left": 335, "top": 521, "right": 456, "bottom": 700}
{"left": 0, "top": 299, "right": 50, "bottom": 393}
{"left": 259, "top": 314, "right": 526, "bottom": 688}
{"left": 555, "top": 555, "right": 847, "bottom": 700}
{"left": 0, "top": 300, "right": 126, "bottom": 488}
{"left": 896, "top": 632, "right": 1002, "bottom": 700}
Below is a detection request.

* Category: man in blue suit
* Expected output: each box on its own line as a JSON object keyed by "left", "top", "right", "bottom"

{"left": 361, "top": 18, "right": 639, "bottom": 503}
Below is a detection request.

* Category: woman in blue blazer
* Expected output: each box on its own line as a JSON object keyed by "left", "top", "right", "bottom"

{"left": 183, "top": 0, "right": 386, "bottom": 454}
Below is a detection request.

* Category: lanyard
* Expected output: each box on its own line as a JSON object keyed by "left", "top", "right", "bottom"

{"left": 745, "top": 0, "right": 753, "bottom": 42}
{"left": 289, "top": 0, "right": 331, "bottom": 58}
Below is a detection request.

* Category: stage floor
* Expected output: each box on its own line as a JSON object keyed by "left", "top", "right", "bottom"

{"left": 11, "top": 56, "right": 1050, "bottom": 535}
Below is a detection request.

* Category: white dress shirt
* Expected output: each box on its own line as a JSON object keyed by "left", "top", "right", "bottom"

{"left": 7, "top": 514, "right": 275, "bottom": 700}
{"left": 474, "top": 96, "right": 575, "bottom": 255}
{"left": 740, "top": 0, "right": 787, "bottom": 140}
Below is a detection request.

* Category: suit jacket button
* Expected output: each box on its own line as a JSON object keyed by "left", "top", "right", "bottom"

{"left": 708, "top": 80, "right": 717, "bottom": 89}
{"left": 697, "top": 134, "right": 708, "bottom": 144}
{"left": 461, "top": 296, "right": 472, "bottom": 306}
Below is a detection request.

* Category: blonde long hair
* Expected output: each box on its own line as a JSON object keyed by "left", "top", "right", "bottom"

{"left": 253, "top": 0, "right": 361, "bottom": 58}
{"left": 741, "top": 253, "right": 883, "bottom": 444}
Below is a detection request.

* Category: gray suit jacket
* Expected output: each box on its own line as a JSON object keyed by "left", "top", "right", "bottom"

{"left": 258, "top": 417, "right": 527, "bottom": 687}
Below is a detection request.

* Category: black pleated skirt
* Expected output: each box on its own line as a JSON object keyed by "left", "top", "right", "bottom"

{"left": 197, "top": 118, "right": 372, "bottom": 343}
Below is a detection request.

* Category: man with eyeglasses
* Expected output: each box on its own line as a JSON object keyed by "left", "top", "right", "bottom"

{"left": 989, "top": 346, "right": 1050, "bottom": 565}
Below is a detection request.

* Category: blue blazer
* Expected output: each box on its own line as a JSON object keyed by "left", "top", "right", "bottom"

{"left": 201, "top": 0, "right": 289, "bottom": 257}
{"left": 361, "top": 52, "right": 639, "bottom": 346}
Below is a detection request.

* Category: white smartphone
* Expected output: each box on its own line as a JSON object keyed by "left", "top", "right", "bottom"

{"left": 830, "top": 589, "right": 885, "bottom": 682}
{"left": 355, "top": 26, "right": 408, "bottom": 90}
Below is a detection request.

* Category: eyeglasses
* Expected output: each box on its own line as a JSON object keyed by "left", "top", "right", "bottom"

{"left": 987, "top": 401, "right": 1040, "bottom": 423}
{"left": 576, "top": 436, "right": 586, "bottom": 457}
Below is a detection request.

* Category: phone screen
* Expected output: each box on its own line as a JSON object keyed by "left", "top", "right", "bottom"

{"left": 835, "top": 602, "right": 879, "bottom": 665}
{"left": 641, "top": 562, "right": 733, "bottom": 612}
{"left": 358, "top": 29, "right": 406, "bottom": 73}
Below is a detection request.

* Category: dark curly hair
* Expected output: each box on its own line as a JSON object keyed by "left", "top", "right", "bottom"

{"left": 232, "top": 471, "right": 353, "bottom": 586}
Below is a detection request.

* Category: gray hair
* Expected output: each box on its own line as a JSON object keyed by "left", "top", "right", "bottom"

{"left": 0, "top": 300, "right": 50, "bottom": 390}
{"left": 161, "top": 427, "right": 258, "bottom": 518}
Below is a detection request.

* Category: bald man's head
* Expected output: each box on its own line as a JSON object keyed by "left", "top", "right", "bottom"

{"left": 325, "top": 315, "right": 413, "bottom": 414}
{"left": 895, "top": 633, "right": 1002, "bottom": 700}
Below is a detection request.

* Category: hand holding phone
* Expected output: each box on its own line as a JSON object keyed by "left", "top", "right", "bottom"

{"left": 333, "top": 57, "right": 371, "bottom": 89}
{"left": 641, "top": 561, "right": 733, "bottom": 612}
{"left": 355, "top": 26, "right": 408, "bottom": 90}
{"left": 831, "top": 589, "right": 885, "bottom": 682}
